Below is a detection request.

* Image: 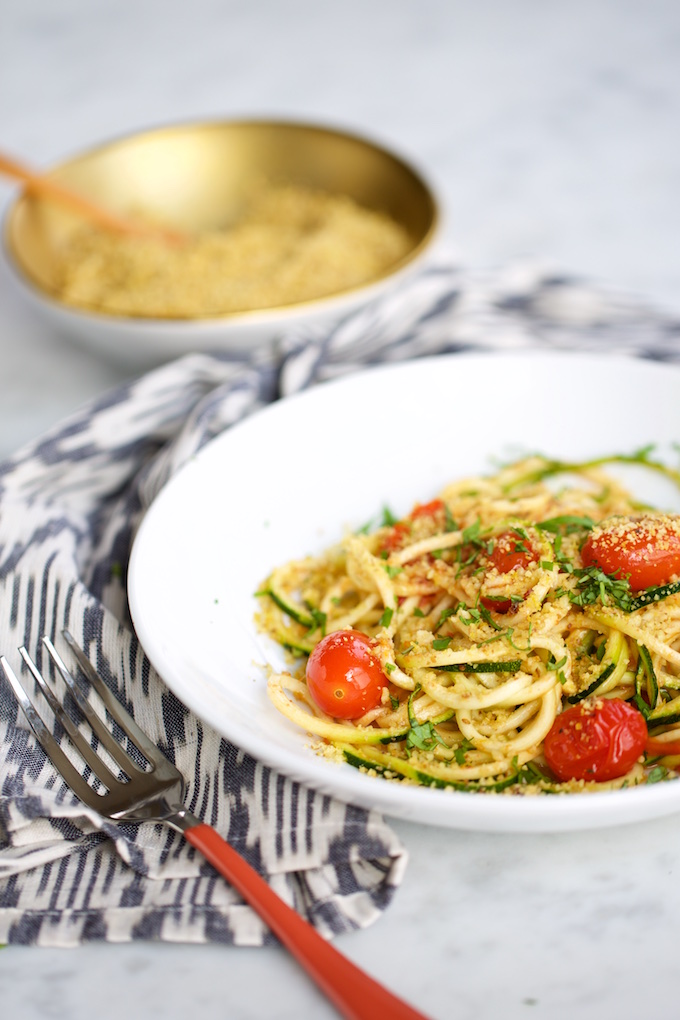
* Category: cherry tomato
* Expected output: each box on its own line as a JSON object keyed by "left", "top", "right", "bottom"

{"left": 480, "top": 531, "right": 538, "bottom": 613}
{"left": 544, "top": 698, "right": 647, "bottom": 782}
{"left": 306, "top": 630, "right": 386, "bottom": 719}
{"left": 381, "top": 501, "right": 445, "bottom": 552}
{"left": 581, "top": 514, "right": 680, "bottom": 591}
{"left": 410, "top": 499, "right": 445, "bottom": 520}
{"left": 380, "top": 521, "right": 411, "bottom": 553}
{"left": 489, "top": 530, "right": 538, "bottom": 573}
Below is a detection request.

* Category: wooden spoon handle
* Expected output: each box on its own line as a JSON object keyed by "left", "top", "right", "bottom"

{"left": 0, "top": 151, "right": 183, "bottom": 243}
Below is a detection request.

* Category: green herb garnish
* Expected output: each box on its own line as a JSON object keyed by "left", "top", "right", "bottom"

{"left": 537, "top": 515, "right": 596, "bottom": 535}
{"left": 379, "top": 607, "right": 394, "bottom": 628}
{"left": 405, "top": 687, "right": 449, "bottom": 752}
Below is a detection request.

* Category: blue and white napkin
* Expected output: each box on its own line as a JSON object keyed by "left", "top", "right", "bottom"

{"left": 0, "top": 260, "right": 677, "bottom": 946}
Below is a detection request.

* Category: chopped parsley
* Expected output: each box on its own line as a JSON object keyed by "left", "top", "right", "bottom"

{"left": 308, "top": 608, "right": 327, "bottom": 635}
{"left": 547, "top": 655, "right": 567, "bottom": 672}
{"left": 478, "top": 604, "right": 505, "bottom": 631}
{"left": 537, "top": 515, "right": 596, "bottom": 535}
{"left": 434, "top": 607, "right": 457, "bottom": 632}
{"left": 444, "top": 505, "right": 458, "bottom": 533}
{"left": 379, "top": 607, "right": 394, "bottom": 628}
{"left": 558, "top": 565, "right": 680, "bottom": 614}
{"left": 405, "top": 687, "right": 449, "bottom": 752}
{"left": 356, "top": 505, "right": 400, "bottom": 534}
{"left": 512, "top": 758, "right": 555, "bottom": 787}
{"left": 454, "top": 519, "right": 492, "bottom": 575}
{"left": 453, "top": 737, "right": 475, "bottom": 765}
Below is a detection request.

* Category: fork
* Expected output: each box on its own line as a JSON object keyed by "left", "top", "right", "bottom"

{"left": 2, "top": 631, "right": 429, "bottom": 1020}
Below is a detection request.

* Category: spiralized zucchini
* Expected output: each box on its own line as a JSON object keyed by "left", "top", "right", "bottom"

{"left": 257, "top": 452, "right": 680, "bottom": 794}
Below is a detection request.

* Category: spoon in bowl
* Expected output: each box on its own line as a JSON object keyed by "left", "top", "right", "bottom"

{"left": 0, "top": 151, "right": 185, "bottom": 244}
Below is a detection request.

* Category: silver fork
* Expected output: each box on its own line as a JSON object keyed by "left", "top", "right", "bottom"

{"left": 2, "top": 631, "right": 429, "bottom": 1020}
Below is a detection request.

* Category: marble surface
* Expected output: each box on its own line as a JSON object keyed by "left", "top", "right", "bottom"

{"left": 1, "top": 1, "right": 680, "bottom": 1017}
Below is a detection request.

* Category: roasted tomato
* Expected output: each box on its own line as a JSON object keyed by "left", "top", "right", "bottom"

{"left": 380, "top": 520, "right": 411, "bottom": 553}
{"left": 581, "top": 514, "right": 680, "bottom": 591}
{"left": 488, "top": 530, "right": 538, "bottom": 574}
{"left": 380, "top": 500, "right": 445, "bottom": 553}
{"left": 544, "top": 698, "right": 647, "bottom": 782}
{"left": 306, "top": 630, "right": 386, "bottom": 719}
{"left": 410, "top": 499, "right": 445, "bottom": 520}
{"left": 480, "top": 530, "right": 538, "bottom": 613}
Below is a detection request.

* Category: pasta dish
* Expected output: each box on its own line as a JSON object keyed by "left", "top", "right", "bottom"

{"left": 257, "top": 451, "right": 680, "bottom": 795}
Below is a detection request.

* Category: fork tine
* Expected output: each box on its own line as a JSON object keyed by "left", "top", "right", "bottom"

{"left": 41, "top": 635, "right": 143, "bottom": 776}
{"left": 5, "top": 644, "right": 425, "bottom": 1018}
{"left": 60, "top": 630, "right": 166, "bottom": 766}
{"left": 18, "top": 645, "right": 120, "bottom": 791}
{"left": 1, "top": 654, "right": 99, "bottom": 805}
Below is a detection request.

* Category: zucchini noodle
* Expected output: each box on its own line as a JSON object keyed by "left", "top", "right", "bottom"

{"left": 256, "top": 453, "right": 680, "bottom": 795}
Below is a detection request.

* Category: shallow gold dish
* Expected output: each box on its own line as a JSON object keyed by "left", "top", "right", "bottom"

{"left": 3, "top": 120, "right": 438, "bottom": 367}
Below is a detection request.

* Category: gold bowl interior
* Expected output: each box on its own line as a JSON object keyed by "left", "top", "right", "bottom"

{"left": 4, "top": 120, "right": 438, "bottom": 317}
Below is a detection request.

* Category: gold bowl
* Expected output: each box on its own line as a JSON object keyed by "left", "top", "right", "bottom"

{"left": 3, "top": 120, "right": 439, "bottom": 367}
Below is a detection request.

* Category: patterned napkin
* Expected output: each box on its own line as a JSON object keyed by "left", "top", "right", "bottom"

{"left": 0, "top": 260, "right": 677, "bottom": 947}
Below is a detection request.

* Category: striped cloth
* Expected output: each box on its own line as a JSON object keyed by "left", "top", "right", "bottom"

{"left": 0, "top": 260, "right": 678, "bottom": 947}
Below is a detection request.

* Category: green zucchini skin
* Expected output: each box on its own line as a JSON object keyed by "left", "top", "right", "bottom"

{"left": 258, "top": 581, "right": 323, "bottom": 654}
{"left": 634, "top": 645, "right": 658, "bottom": 718}
{"left": 341, "top": 746, "right": 520, "bottom": 793}
{"left": 279, "top": 636, "right": 315, "bottom": 656}
{"left": 264, "top": 586, "right": 314, "bottom": 628}
{"left": 436, "top": 660, "right": 521, "bottom": 674}
{"left": 647, "top": 699, "right": 680, "bottom": 729}
{"left": 629, "top": 580, "right": 680, "bottom": 612}
{"left": 565, "top": 661, "right": 616, "bottom": 705}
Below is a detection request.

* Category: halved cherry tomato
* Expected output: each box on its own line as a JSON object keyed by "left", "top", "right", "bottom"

{"left": 410, "top": 499, "right": 445, "bottom": 520}
{"left": 480, "top": 530, "right": 538, "bottom": 613}
{"left": 306, "top": 630, "right": 386, "bottom": 719}
{"left": 544, "top": 698, "right": 647, "bottom": 782}
{"left": 380, "top": 520, "right": 411, "bottom": 553}
{"left": 489, "top": 530, "right": 538, "bottom": 573}
{"left": 581, "top": 514, "right": 680, "bottom": 591}
{"left": 381, "top": 501, "right": 445, "bottom": 552}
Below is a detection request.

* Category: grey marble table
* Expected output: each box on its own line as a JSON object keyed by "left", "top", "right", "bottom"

{"left": 1, "top": 2, "right": 680, "bottom": 1018}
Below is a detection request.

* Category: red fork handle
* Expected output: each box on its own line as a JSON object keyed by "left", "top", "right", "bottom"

{"left": 184, "top": 823, "right": 430, "bottom": 1020}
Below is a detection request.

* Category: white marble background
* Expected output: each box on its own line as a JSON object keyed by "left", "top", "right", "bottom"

{"left": 1, "top": 2, "right": 680, "bottom": 1018}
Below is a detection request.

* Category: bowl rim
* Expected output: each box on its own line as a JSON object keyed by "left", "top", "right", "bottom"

{"left": 2, "top": 116, "right": 440, "bottom": 326}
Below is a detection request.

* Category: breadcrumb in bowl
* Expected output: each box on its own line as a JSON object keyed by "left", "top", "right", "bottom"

{"left": 55, "top": 184, "right": 414, "bottom": 318}
{"left": 3, "top": 120, "right": 439, "bottom": 367}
